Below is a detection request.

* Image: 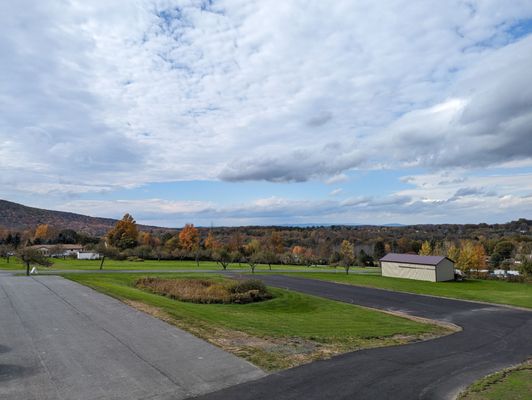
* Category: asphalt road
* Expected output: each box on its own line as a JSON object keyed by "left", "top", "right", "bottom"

{"left": 0, "top": 273, "right": 264, "bottom": 400}
{"left": 192, "top": 274, "right": 532, "bottom": 400}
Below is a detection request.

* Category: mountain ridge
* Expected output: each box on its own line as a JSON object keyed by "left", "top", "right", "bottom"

{"left": 0, "top": 199, "right": 164, "bottom": 236}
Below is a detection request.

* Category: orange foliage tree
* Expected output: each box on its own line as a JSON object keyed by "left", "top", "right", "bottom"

{"left": 179, "top": 224, "right": 200, "bottom": 253}
{"left": 107, "top": 213, "right": 139, "bottom": 250}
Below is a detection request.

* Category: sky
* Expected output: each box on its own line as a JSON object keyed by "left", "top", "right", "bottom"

{"left": 1, "top": 0, "right": 532, "bottom": 227}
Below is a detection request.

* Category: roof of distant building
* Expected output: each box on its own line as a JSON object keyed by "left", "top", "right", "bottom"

{"left": 380, "top": 253, "right": 453, "bottom": 266}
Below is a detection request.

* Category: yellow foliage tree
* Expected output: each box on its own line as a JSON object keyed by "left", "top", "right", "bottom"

{"left": 339, "top": 240, "right": 355, "bottom": 274}
{"left": 457, "top": 241, "right": 476, "bottom": 274}
{"left": 419, "top": 241, "right": 432, "bottom": 256}
{"left": 204, "top": 231, "right": 220, "bottom": 250}
{"left": 447, "top": 243, "right": 460, "bottom": 262}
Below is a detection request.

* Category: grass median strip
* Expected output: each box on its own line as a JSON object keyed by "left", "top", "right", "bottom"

{"left": 279, "top": 272, "right": 532, "bottom": 309}
{"left": 458, "top": 360, "right": 532, "bottom": 400}
{"left": 64, "top": 272, "right": 451, "bottom": 371}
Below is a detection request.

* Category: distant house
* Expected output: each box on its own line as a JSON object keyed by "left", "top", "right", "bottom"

{"left": 30, "top": 244, "right": 84, "bottom": 257}
{"left": 380, "top": 253, "right": 455, "bottom": 282}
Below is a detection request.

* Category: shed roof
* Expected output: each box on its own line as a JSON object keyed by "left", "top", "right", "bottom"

{"left": 380, "top": 253, "right": 451, "bottom": 266}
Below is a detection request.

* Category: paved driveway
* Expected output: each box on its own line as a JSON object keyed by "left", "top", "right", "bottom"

{"left": 192, "top": 274, "right": 532, "bottom": 400}
{"left": 0, "top": 273, "right": 264, "bottom": 400}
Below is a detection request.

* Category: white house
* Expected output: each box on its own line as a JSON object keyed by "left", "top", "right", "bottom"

{"left": 30, "top": 244, "right": 84, "bottom": 257}
{"left": 77, "top": 252, "right": 101, "bottom": 260}
{"left": 380, "top": 253, "right": 455, "bottom": 282}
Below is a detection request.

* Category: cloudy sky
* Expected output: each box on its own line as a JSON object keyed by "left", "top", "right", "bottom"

{"left": 1, "top": 0, "right": 531, "bottom": 227}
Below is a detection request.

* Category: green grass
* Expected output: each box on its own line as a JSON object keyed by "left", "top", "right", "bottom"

{"left": 458, "top": 360, "right": 532, "bottom": 400}
{"left": 279, "top": 272, "right": 532, "bottom": 309}
{"left": 0, "top": 257, "right": 346, "bottom": 272}
{"left": 64, "top": 272, "right": 444, "bottom": 370}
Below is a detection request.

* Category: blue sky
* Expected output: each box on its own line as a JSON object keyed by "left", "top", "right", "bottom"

{"left": 1, "top": 1, "right": 531, "bottom": 227}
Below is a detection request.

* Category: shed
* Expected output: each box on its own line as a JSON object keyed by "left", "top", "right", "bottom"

{"left": 380, "top": 253, "right": 455, "bottom": 282}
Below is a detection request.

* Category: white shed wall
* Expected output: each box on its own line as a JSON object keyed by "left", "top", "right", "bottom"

{"left": 381, "top": 261, "right": 437, "bottom": 282}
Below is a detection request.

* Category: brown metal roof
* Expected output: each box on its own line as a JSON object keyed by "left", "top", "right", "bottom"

{"left": 379, "top": 253, "right": 451, "bottom": 266}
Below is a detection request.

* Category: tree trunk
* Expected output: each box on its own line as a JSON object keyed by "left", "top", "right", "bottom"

{"left": 26, "top": 261, "right": 30, "bottom": 276}
{"left": 100, "top": 256, "right": 105, "bottom": 270}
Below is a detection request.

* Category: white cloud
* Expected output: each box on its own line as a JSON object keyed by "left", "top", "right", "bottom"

{"left": 1, "top": 0, "right": 532, "bottom": 225}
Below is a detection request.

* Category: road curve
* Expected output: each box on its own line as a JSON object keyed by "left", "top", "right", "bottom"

{"left": 191, "top": 274, "right": 532, "bottom": 400}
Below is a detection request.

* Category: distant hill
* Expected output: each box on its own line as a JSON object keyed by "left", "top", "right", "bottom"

{"left": 0, "top": 199, "right": 164, "bottom": 236}
{"left": 278, "top": 223, "right": 405, "bottom": 228}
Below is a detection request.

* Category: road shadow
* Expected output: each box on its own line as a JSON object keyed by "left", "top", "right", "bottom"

{"left": 0, "top": 364, "right": 36, "bottom": 382}
{"left": 0, "top": 344, "right": 11, "bottom": 354}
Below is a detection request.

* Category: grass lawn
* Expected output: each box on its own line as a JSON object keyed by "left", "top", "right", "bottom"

{"left": 0, "top": 257, "right": 345, "bottom": 273}
{"left": 64, "top": 272, "right": 447, "bottom": 371}
{"left": 279, "top": 272, "right": 532, "bottom": 309}
{"left": 458, "top": 360, "right": 532, "bottom": 400}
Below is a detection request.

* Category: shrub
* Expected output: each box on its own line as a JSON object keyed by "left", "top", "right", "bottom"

{"left": 229, "top": 279, "right": 268, "bottom": 294}
{"left": 135, "top": 278, "right": 272, "bottom": 304}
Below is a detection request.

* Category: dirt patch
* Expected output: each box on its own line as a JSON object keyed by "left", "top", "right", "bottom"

{"left": 123, "top": 299, "right": 454, "bottom": 371}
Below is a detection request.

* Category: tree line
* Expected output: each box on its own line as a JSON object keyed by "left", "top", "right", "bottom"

{"left": 1, "top": 215, "right": 531, "bottom": 277}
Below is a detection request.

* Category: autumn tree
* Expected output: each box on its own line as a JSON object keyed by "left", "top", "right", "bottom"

{"left": 419, "top": 241, "right": 432, "bottom": 256}
{"left": 291, "top": 246, "right": 306, "bottom": 264}
{"left": 244, "top": 239, "right": 261, "bottom": 273}
{"left": 139, "top": 231, "right": 159, "bottom": 247}
{"left": 339, "top": 240, "right": 355, "bottom": 274}
{"left": 301, "top": 248, "right": 317, "bottom": 267}
{"left": 472, "top": 243, "right": 487, "bottom": 277}
{"left": 432, "top": 241, "right": 445, "bottom": 256}
{"left": 107, "top": 213, "right": 139, "bottom": 250}
{"left": 457, "top": 241, "right": 476, "bottom": 275}
{"left": 396, "top": 237, "right": 412, "bottom": 253}
{"left": 204, "top": 231, "right": 220, "bottom": 251}
{"left": 269, "top": 231, "right": 284, "bottom": 254}
{"left": 179, "top": 224, "right": 200, "bottom": 266}
{"left": 34, "top": 224, "right": 50, "bottom": 241}
{"left": 228, "top": 232, "right": 243, "bottom": 253}
{"left": 447, "top": 243, "right": 460, "bottom": 262}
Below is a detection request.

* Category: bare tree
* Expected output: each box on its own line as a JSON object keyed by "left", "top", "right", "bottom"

{"left": 17, "top": 247, "right": 52, "bottom": 276}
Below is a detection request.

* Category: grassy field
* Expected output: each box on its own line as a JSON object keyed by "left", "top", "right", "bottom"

{"left": 0, "top": 257, "right": 353, "bottom": 273}
{"left": 64, "top": 272, "right": 446, "bottom": 371}
{"left": 458, "top": 360, "right": 532, "bottom": 400}
{"left": 279, "top": 272, "right": 532, "bottom": 309}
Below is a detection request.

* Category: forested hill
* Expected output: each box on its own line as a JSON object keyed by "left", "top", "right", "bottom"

{"left": 0, "top": 199, "right": 163, "bottom": 236}
{"left": 1, "top": 198, "right": 530, "bottom": 242}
